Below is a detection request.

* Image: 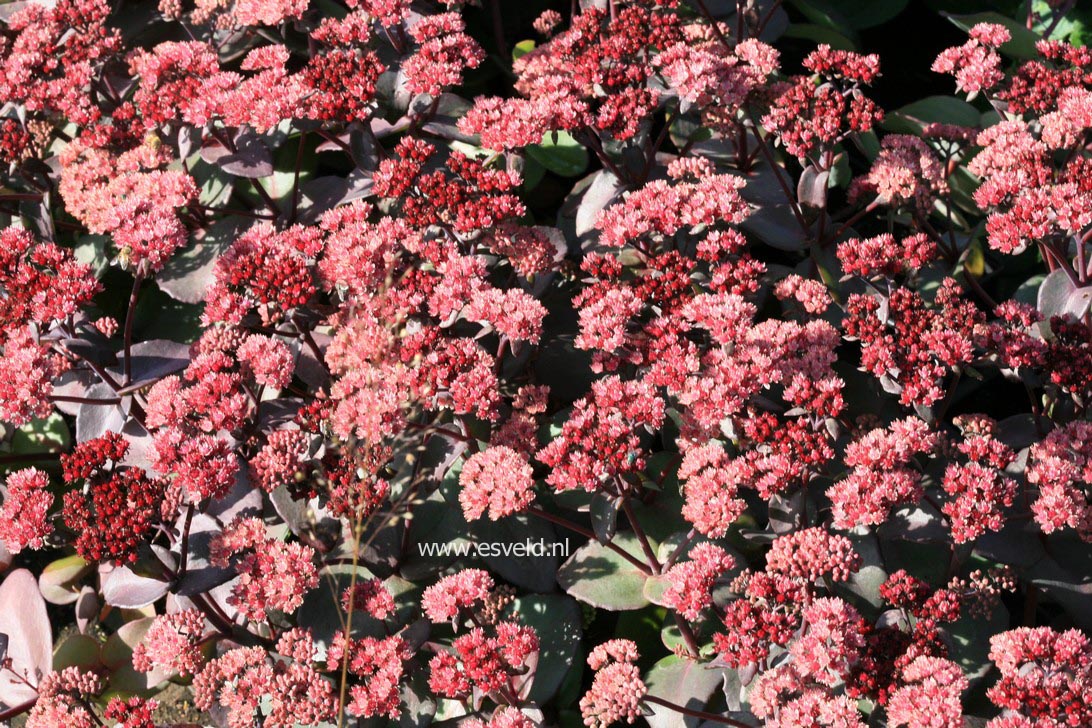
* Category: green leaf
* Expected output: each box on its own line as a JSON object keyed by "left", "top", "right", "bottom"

{"left": 298, "top": 565, "right": 392, "bottom": 654}
{"left": 782, "top": 22, "right": 857, "bottom": 50}
{"left": 53, "top": 634, "right": 102, "bottom": 671}
{"left": 1031, "top": 540, "right": 1092, "bottom": 630}
{"left": 527, "top": 131, "right": 590, "bottom": 178}
{"left": 1030, "top": 0, "right": 1083, "bottom": 41}
{"left": 644, "top": 656, "right": 732, "bottom": 728}
{"left": 949, "top": 601, "right": 1010, "bottom": 684}
{"left": 0, "top": 570, "right": 53, "bottom": 707}
{"left": 73, "top": 234, "right": 109, "bottom": 278}
{"left": 944, "top": 12, "right": 1042, "bottom": 58}
{"left": 132, "top": 283, "right": 205, "bottom": 344}
{"left": 102, "top": 618, "right": 154, "bottom": 669}
{"left": 507, "top": 594, "right": 582, "bottom": 703}
{"left": 38, "top": 554, "right": 93, "bottom": 606}
{"left": 837, "top": 532, "right": 887, "bottom": 612}
{"left": 474, "top": 513, "right": 561, "bottom": 592}
{"left": 11, "top": 413, "right": 70, "bottom": 454}
{"left": 591, "top": 493, "right": 620, "bottom": 544}
{"left": 513, "top": 39, "right": 536, "bottom": 61}
{"left": 963, "top": 238, "right": 986, "bottom": 277}
{"left": 557, "top": 532, "right": 652, "bottom": 611}
{"left": 883, "top": 96, "right": 982, "bottom": 135}
{"left": 1038, "top": 268, "right": 1077, "bottom": 318}
{"left": 738, "top": 164, "right": 810, "bottom": 252}
{"left": 520, "top": 154, "right": 546, "bottom": 191}
{"left": 159, "top": 216, "right": 249, "bottom": 304}
{"left": 793, "top": 0, "right": 907, "bottom": 30}
{"left": 1014, "top": 273, "right": 1046, "bottom": 306}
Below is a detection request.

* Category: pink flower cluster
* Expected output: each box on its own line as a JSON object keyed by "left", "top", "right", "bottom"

{"left": 209, "top": 516, "right": 319, "bottom": 621}
{"left": 580, "top": 640, "right": 647, "bottom": 728}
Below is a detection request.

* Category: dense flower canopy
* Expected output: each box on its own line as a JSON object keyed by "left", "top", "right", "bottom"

{"left": 1, "top": 1, "right": 1092, "bottom": 727}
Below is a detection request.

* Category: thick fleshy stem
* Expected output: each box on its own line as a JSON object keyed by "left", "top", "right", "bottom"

{"left": 122, "top": 272, "right": 144, "bottom": 385}
{"left": 527, "top": 506, "right": 651, "bottom": 574}
{"left": 619, "top": 493, "right": 662, "bottom": 574}
{"left": 642, "top": 695, "right": 751, "bottom": 727}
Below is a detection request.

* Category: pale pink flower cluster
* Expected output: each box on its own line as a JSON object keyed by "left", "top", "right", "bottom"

{"left": 317, "top": 203, "right": 415, "bottom": 297}
{"left": 532, "top": 9, "right": 562, "bottom": 36}
{"left": 790, "top": 598, "right": 867, "bottom": 686}
{"left": 0, "top": 0, "right": 120, "bottom": 125}
{"left": 0, "top": 468, "right": 53, "bottom": 553}
{"left": 0, "top": 330, "right": 69, "bottom": 426}
{"left": 327, "top": 632, "right": 409, "bottom": 718}
{"left": 464, "top": 287, "right": 548, "bottom": 343}
{"left": 132, "top": 609, "right": 207, "bottom": 676}
{"left": 465, "top": 706, "right": 536, "bottom": 728}
{"left": 210, "top": 516, "right": 319, "bottom": 620}
{"left": 537, "top": 375, "right": 665, "bottom": 493}
{"left": 458, "top": 97, "right": 552, "bottom": 151}
{"left": 677, "top": 296, "right": 843, "bottom": 434}
{"left": 596, "top": 174, "right": 750, "bottom": 249}
{"left": 887, "top": 656, "right": 967, "bottom": 728}
{"left": 232, "top": 0, "right": 308, "bottom": 26}
{"left": 421, "top": 568, "right": 494, "bottom": 623}
{"left": 341, "top": 578, "right": 396, "bottom": 619}
{"left": 828, "top": 417, "right": 938, "bottom": 529}
{"left": 775, "top": 274, "right": 832, "bottom": 314}
{"left": 932, "top": 22, "right": 1010, "bottom": 95}
{"left": 1026, "top": 421, "right": 1092, "bottom": 541}
{"left": 325, "top": 314, "right": 411, "bottom": 444}
{"left": 147, "top": 329, "right": 287, "bottom": 501}
{"left": 1041, "top": 86, "right": 1092, "bottom": 148}
{"left": 486, "top": 224, "right": 557, "bottom": 279}
{"left": 0, "top": 226, "right": 101, "bottom": 326}
{"left": 249, "top": 429, "right": 310, "bottom": 493}
{"left": 322, "top": 180, "right": 395, "bottom": 238}
{"left": 193, "top": 635, "right": 335, "bottom": 728}
{"left": 493, "top": 384, "right": 550, "bottom": 457}
{"left": 986, "top": 627, "right": 1092, "bottom": 726}
{"left": 26, "top": 667, "right": 103, "bottom": 728}
{"left": 765, "top": 527, "right": 861, "bottom": 584}
{"left": 968, "top": 120, "right": 1049, "bottom": 206}
{"left": 59, "top": 140, "right": 198, "bottom": 274}
{"left": 574, "top": 286, "right": 643, "bottom": 355}
{"left": 655, "top": 38, "right": 779, "bottom": 121}
{"left": 428, "top": 621, "right": 539, "bottom": 697}
{"left": 662, "top": 542, "right": 735, "bottom": 620}
{"left": 458, "top": 446, "right": 536, "bottom": 521}
{"left": 986, "top": 182, "right": 1092, "bottom": 254}
{"left": 751, "top": 664, "right": 865, "bottom": 728}
{"left": 677, "top": 442, "right": 747, "bottom": 537}
{"left": 353, "top": 0, "right": 410, "bottom": 26}
{"left": 941, "top": 422, "right": 1017, "bottom": 543}
{"left": 580, "top": 640, "right": 647, "bottom": 728}
{"left": 237, "top": 334, "right": 294, "bottom": 389}
{"left": 863, "top": 134, "right": 949, "bottom": 211}
{"left": 404, "top": 13, "right": 485, "bottom": 97}
{"left": 838, "top": 232, "right": 937, "bottom": 277}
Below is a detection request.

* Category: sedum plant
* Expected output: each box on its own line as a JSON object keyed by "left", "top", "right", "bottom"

{"left": 0, "top": 0, "right": 1091, "bottom": 726}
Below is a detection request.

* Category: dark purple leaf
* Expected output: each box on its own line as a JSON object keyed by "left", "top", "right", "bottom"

{"left": 115, "top": 339, "right": 191, "bottom": 389}
{"left": 159, "top": 217, "right": 248, "bottom": 304}
{"left": 75, "top": 382, "right": 126, "bottom": 442}
{"left": 797, "top": 164, "right": 830, "bottom": 209}
{"left": 0, "top": 569, "right": 52, "bottom": 706}
{"left": 201, "top": 129, "right": 274, "bottom": 178}
{"left": 100, "top": 549, "right": 175, "bottom": 608}
{"left": 644, "top": 656, "right": 730, "bottom": 728}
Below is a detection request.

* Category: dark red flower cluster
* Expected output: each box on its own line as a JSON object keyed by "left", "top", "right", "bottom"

{"left": 60, "top": 434, "right": 165, "bottom": 564}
